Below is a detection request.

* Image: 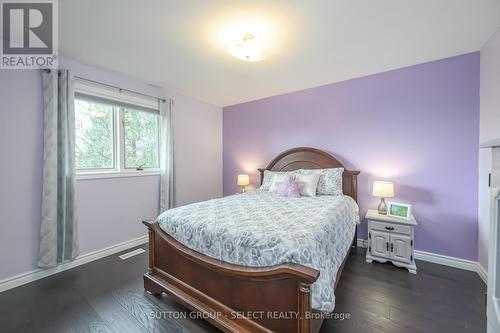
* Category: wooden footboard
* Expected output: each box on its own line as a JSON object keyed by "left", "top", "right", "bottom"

{"left": 143, "top": 221, "right": 322, "bottom": 333}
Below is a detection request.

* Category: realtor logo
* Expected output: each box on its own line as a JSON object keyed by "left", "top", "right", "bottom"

{"left": 1, "top": 0, "right": 58, "bottom": 69}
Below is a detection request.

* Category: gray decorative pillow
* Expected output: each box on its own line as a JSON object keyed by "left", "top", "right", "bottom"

{"left": 298, "top": 168, "right": 344, "bottom": 195}
{"left": 260, "top": 170, "right": 297, "bottom": 191}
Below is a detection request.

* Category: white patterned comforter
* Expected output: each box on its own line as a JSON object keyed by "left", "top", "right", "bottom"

{"left": 157, "top": 190, "right": 360, "bottom": 312}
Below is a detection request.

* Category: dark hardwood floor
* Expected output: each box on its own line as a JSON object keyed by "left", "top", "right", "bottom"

{"left": 0, "top": 246, "right": 486, "bottom": 333}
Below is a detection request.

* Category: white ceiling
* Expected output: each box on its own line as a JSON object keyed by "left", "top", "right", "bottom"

{"left": 59, "top": 0, "right": 500, "bottom": 106}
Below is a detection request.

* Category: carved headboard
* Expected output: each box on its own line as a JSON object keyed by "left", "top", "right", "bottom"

{"left": 258, "top": 147, "right": 360, "bottom": 202}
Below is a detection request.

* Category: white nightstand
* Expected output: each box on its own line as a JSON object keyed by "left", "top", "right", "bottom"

{"left": 365, "top": 209, "right": 417, "bottom": 274}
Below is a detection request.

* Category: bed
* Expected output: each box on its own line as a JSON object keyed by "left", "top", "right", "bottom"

{"left": 143, "top": 147, "right": 360, "bottom": 333}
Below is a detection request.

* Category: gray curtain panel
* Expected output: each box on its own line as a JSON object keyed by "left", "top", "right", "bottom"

{"left": 159, "top": 98, "right": 175, "bottom": 212}
{"left": 38, "top": 70, "right": 79, "bottom": 268}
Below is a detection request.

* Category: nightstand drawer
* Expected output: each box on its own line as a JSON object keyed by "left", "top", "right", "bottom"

{"left": 370, "top": 220, "right": 411, "bottom": 235}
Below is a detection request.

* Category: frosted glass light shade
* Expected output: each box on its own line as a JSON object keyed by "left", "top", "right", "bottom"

{"left": 237, "top": 174, "right": 250, "bottom": 186}
{"left": 228, "top": 34, "right": 268, "bottom": 62}
{"left": 372, "top": 181, "right": 394, "bottom": 198}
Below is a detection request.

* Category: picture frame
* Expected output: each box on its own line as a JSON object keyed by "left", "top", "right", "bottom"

{"left": 387, "top": 201, "right": 412, "bottom": 219}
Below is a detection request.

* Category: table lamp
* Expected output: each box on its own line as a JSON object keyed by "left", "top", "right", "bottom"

{"left": 237, "top": 174, "right": 250, "bottom": 193}
{"left": 372, "top": 181, "right": 394, "bottom": 215}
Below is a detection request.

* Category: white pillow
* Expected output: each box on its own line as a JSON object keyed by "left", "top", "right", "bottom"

{"left": 298, "top": 168, "right": 344, "bottom": 195}
{"left": 295, "top": 173, "right": 320, "bottom": 197}
{"left": 260, "top": 170, "right": 296, "bottom": 191}
{"left": 269, "top": 174, "right": 293, "bottom": 192}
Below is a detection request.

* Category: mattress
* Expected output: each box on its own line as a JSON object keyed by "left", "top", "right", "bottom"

{"left": 157, "top": 190, "right": 360, "bottom": 312}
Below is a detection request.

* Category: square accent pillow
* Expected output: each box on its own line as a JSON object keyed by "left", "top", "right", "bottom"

{"left": 295, "top": 173, "right": 320, "bottom": 197}
{"left": 260, "top": 170, "right": 297, "bottom": 191}
{"left": 269, "top": 173, "right": 293, "bottom": 192}
{"left": 298, "top": 168, "right": 344, "bottom": 195}
{"left": 276, "top": 175, "right": 303, "bottom": 198}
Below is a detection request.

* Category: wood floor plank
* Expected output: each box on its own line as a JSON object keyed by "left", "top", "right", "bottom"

{"left": 85, "top": 290, "right": 152, "bottom": 333}
{"left": 111, "top": 285, "right": 188, "bottom": 333}
{"left": 5, "top": 299, "right": 113, "bottom": 333}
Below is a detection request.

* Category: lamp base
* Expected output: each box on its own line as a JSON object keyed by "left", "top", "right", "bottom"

{"left": 240, "top": 186, "right": 246, "bottom": 194}
{"left": 378, "top": 198, "right": 388, "bottom": 215}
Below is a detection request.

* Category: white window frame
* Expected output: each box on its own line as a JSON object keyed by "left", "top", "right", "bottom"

{"left": 75, "top": 80, "right": 160, "bottom": 180}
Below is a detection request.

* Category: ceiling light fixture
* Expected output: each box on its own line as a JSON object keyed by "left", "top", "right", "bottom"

{"left": 228, "top": 33, "right": 268, "bottom": 62}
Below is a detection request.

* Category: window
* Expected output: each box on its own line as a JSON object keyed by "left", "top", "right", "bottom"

{"left": 74, "top": 82, "right": 160, "bottom": 178}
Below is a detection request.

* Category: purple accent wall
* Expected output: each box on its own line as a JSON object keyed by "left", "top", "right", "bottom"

{"left": 223, "top": 53, "right": 480, "bottom": 260}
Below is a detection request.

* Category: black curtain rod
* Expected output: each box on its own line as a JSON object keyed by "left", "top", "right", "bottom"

{"left": 44, "top": 69, "right": 167, "bottom": 103}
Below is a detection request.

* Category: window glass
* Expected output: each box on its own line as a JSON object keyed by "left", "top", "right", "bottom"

{"left": 75, "top": 99, "right": 114, "bottom": 170}
{"left": 123, "top": 108, "right": 159, "bottom": 169}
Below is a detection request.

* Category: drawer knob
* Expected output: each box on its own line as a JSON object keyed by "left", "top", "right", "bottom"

{"left": 385, "top": 226, "right": 395, "bottom": 231}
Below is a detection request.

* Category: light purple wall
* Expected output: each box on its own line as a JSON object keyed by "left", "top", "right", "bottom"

{"left": 223, "top": 53, "right": 480, "bottom": 261}
{"left": 0, "top": 59, "right": 222, "bottom": 281}
{"left": 0, "top": 63, "right": 162, "bottom": 281}
{"left": 0, "top": 70, "right": 44, "bottom": 278}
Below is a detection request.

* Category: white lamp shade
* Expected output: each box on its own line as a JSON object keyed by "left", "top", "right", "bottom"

{"left": 237, "top": 174, "right": 250, "bottom": 186}
{"left": 372, "top": 181, "right": 394, "bottom": 198}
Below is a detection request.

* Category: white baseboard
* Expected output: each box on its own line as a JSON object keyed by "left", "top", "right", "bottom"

{"left": 357, "top": 238, "right": 486, "bottom": 283}
{"left": 0, "top": 235, "right": 148, "bottom": 293}
{"left": 413, "top": 249, "right": 477, "bottom": 271}
{"left": 477, "top": 263, "right": 488, "bottom": 284}
{"left": 357, "top": 238, "right": 368, "bottom": 248}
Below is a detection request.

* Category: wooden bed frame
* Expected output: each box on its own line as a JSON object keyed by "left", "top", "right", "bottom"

{"left": 143, "top": 147, "right": 360, "bottom": 333}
